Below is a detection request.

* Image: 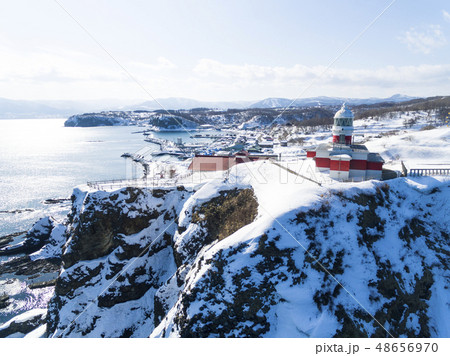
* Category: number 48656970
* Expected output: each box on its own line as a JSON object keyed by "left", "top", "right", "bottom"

{"left": 375, "top": 343, "right": 438, "bottom": 353}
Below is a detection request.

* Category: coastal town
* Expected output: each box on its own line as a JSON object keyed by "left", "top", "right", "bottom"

{"left": 86, "top": 102, "right": 449, "bottom": 191}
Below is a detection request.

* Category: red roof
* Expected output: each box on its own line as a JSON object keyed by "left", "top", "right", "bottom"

{"left": 188, "top": 156, "right": 235, "bottom": 171}
{"left": 188, "top": 154, "right": 272, "bottom": 171}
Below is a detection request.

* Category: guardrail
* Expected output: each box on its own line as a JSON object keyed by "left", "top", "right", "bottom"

{"left": 409, "top": 168, "right": 450, "bottom": 177}
{"left": 87, "top": 171, "right": 195, "bottom": 191}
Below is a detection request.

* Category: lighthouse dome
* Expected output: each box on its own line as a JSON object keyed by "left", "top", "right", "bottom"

{"left": 334, "top": 104, "right": 354, "bottom": 119}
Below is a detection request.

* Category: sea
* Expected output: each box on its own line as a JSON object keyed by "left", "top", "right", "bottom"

{"left": 0, "top": 118, "right": 207, "bottom": 238}
{"left": 0, "top": 117, "right": 213, "bottom": 325}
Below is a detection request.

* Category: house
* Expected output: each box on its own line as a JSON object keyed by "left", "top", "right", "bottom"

{"left": 188, "top": 155, "right": 235, "bottom": 171}
{"left": 188, "top": 151, "right": 275, "bottom": 171}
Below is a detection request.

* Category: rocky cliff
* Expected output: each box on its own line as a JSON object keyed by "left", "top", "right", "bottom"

{"left": 39, "top": 163, "right": 449, "bottom": 338}
{"left": 64, "top": 111, "right": 199, "bottom": 129}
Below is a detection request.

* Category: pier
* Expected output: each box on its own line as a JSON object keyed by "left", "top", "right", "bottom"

{"left": 144, "top": 136, "right": 165, "bottom": 148}
{"left": 144, "top": 135, "right": 193, "bottom": 158}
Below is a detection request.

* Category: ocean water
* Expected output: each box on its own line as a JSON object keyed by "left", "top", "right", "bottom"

{"left": 0, "top": 118, "right": 217, "bottom": 326}
{"left": 0, "top": 118, "right": 200, "bottom": 237}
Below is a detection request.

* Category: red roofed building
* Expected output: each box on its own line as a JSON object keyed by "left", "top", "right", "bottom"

{"left": 188, "top": 155, "right": 235, "bottom": 171}
{"left": 188, "top": 151, "right": 276, "bottom": 171}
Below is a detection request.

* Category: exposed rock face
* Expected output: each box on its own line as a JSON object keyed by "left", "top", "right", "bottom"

{"left": 153, "top": 181, "right": 449, "bottom": 338}
{"left": 0, "top": 231, "right": 26, "bottom": 249}
{"left": 0, "top": 295, "right": 9, "bottom": 310}
{"left": 45, "top": 185, "right": 260, "bottom": 337}
{"left": 0, "top": 309, "right": 47, "bottom": 338}
{"left": 170, "top": 234, "right": 299, "bottom": 337}
{"left": 0, "top": 256, "right": 60, "bottom": 276}
{"left": 20, "top": 217, "right": 57, "bottom": 257}
{"left": 0, "top": 217, "right": 55, "bottom": 257}
{"left": 43, "top": 178, "right": 449, "bottom": 338}
{"left": 288, "top": 183, "right": 448, "bottom": 338}
{"left": 62, "top": 188, "right": 158, "bottom": 268}
{"left": 0, "top": 217, "right": 63, "bottom": 283}
{"left": 173, "top": 188, "right": 258, "bottom": 267}
{"left": 46, "top": 186, "right": 190, "bottom": 337}
{"left": 191, "top": 188, "right": 258, "bottom": 242}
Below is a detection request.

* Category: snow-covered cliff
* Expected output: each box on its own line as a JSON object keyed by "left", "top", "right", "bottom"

{"left": 32, "top": 161, "right": 450, "bottom": 338}
{"left": 64, "top": 111, "right": 199, "bottom": 130}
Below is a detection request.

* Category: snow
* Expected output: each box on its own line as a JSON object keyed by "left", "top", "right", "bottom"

{"left": 44, "top": 186, "right": 191, "bottom": 338}
{"left": 9, "top": 106, "right": 450, "bottom": 338}
{"left": 30, "top": 222, "right": 66, "bottom": 260}
{"left": 428, "top": 269, "right": 450, "bottom": 337}
{"left": 406, "top": 313, "right": 421, "bottom": 334}
{"left": 334, "top": 104, "right": 353, "bottom": 119}
{"left": 229, "top": 160, "right": 326, "bottom": 219}
{"left": 0, "top": 279, "right": 54, "bottom": 326}
{"left": 24, "top": 324, "right": 47, "bottom": 338}
{"left": 155, "top": 145, "right": 449, "bottom": 337}
{"left": 138, "top": 119, "right": 450, "bottom": 336}
{"left": 0, "top": 308, "right": 46, "bottom": 332}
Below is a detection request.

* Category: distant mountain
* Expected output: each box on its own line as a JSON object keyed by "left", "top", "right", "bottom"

{"left": 0, "top": 98, "right": 63, "bottom": 118}
{"left": 0, "top": 94, "right": 421, "bottom": 118}
{"left": 125, "top": 97, "right": 253, "bottom": 111}
{"left": 246, "top": 98, "right": 294, "bottom": 109}
{"left": 0, "top": 97, "right": 139, "bottom": 119}
{"left": 249, "top": 94, "right": 420, "bottom": 109}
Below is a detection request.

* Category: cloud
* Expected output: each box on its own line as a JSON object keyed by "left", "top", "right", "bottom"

{"left": 0, "top": 44, "right": 176, "bottom": 86}
{"left": 193, "top": 59, "right": 322, "bottom": 85}
{"left": 0, "top": 45, "right": 127, "bottom": 83}
{"left": 399, "top": 25, "right": 447, "bottom": 54}
{"left": 443, "top": 10, "right": 450, "bottom": 22}
{"left": 0, "top": 41, "right": 448, "bottom": 101}
{"left": 188, "top": 58, "right": 450, "bottom": 100}
{"left": 193, "top": 59, "right": 450, "bottom": 88}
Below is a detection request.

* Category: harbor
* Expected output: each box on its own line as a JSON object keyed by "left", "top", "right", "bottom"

{"left": 137, "top": 129, "right": 279, "bottom": 161}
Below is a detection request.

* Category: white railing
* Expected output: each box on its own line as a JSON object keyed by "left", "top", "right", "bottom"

{"left": 87, "top": 171, "right": 199, "bottom": 191}
{"left": 409, "top": 168, "right": 450, "bottom": 177}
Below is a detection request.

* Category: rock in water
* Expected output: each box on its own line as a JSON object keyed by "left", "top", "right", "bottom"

{"left": 0, "top": 217, "right": 55, "bottom": 257}
{"left": 0, "top": 294, "right": 10, "bottom": 310}
{"left": 0, "top": 309, "right": 47, "bottom": 338}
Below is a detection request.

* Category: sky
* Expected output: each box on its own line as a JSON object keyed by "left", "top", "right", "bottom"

{"left": 0, "top": 0, "right": 449, "bottom": 103}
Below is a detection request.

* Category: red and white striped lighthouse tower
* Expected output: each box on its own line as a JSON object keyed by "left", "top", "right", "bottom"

{"left": 332, "top": 103, "right": 354, "bottom": 145}
{"left": 306, "top": 104, "right": 385, "bottom": 181}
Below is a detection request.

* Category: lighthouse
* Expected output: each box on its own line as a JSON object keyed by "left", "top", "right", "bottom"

{"left": 332, "top": 104, "right": 354, "bottom": 145}
{"left": 306, "top": 104, "right": 384, "bottom": 181}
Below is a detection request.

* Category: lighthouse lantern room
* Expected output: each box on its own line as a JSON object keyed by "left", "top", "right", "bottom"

{"left": 332, "top": 104, "right": 354, "bottom": 145}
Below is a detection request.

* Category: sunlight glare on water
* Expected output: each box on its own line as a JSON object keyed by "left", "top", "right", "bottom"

{"left": 0, "top": 118, "right": 149, "bottom": 235}
{"left": 0, "top": 118, "right": 209, "bottom": 235}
